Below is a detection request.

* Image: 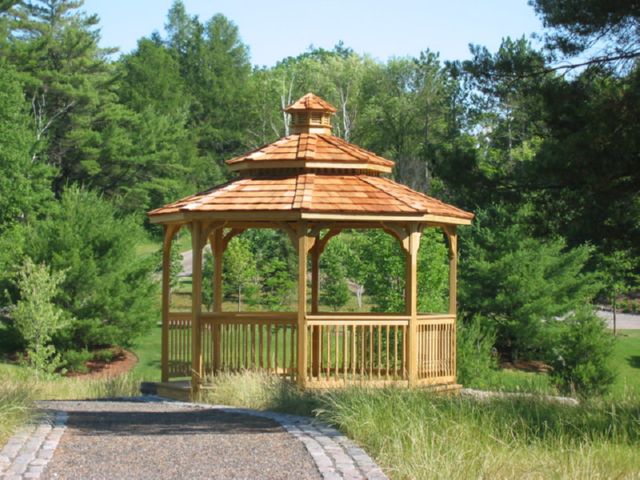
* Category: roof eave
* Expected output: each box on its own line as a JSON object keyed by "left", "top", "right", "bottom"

{"left": 147, "top": 209, "right": 472, "bottom": 226}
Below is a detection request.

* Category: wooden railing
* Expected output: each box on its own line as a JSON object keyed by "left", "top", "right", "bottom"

{"left": 305, "top": 314, "right": 409, "bottom": 387}
{"left": 416, "top": 314, "right": 456, "bottom": 385}
{"left": 167, "top": 312, "right": 297, "bottom": 379}
{"left": 166, "top": 312, "right": 456, "bottom": 386}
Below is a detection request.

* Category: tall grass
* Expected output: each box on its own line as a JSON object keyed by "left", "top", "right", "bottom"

{"left": 201, "top": 372, "right": 640, "bottom": 479}
{"left": 0, "top": 363, "right": 141, "bottom": 446}
{"left": 0, "top": 382, "right": 33, "bottom": 446}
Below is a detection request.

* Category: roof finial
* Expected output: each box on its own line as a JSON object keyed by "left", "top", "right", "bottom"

{"left": 284, "top": 93, "right": 337, "bottom": 135}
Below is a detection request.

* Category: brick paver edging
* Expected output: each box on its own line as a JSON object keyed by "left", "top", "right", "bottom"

{"left": 0, "top": 411, "right": 67, "bottom": 479}
{"left": 0, "top": 396, "right": 387, "bottom": 480}
{"left": 145, "top": 396, "right": 388, "bottom": 480}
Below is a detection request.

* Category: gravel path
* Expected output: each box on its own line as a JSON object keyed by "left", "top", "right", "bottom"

{"left": 38, "top": 400, "right": 321, "bottom": 480}
{"left": 0, "top": 398, "right": 387, "bottom": 480}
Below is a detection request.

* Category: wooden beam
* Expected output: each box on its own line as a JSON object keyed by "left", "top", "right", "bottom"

{"left": 222, "top": 227, "right": 244, "bottom": 250}
{"left": 297, "top": 222, "right": 309, "bottom": 387}
{"left": 406, "top": 223, "right": 421, "bottom": 387}
{"left": 279, "top": 222, "right": 299, "bottom": 252}
{"left": 381, "top": 223, "right": 411, "bottom": 253}
{"left": 161, "top": 223, "right": 180, "bottom": 382}
{"left": 150, "top": 210, "right": 472, "bottom": 227}
{"left": 316, "top": 228, "right": 342, "bottom": 255}
{"left": 190, "top": 221, "right": 204, "bottom": 397}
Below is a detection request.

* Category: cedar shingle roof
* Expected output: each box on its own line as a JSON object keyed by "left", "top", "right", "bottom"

{"left": 226, "top": 133, "right": 394, "bottom": 173}
{"left": 148, "top": 174, "right": 473, "bottom": 220}
{"left": 148, "top": 93, "right": 473, "bottom": 224}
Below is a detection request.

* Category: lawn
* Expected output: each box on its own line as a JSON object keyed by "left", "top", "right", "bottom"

{"left": 610, "top": 329, "right": 640, "bottom": 397}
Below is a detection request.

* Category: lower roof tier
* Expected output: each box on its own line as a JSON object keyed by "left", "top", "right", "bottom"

{"left": 148, "top": 173, "right": 474, "bottom": 225}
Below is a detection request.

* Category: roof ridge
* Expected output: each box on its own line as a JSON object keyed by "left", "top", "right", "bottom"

{"left": 301, "top": 173, "right": 315, "bottom": 210}
{"left": 358, "top": 175, "right": 421, "bottom": 212}
{"left": 318, "top": 135, "right": 370, "bottom": 162}
{"left": 297, "top": 133, "right": 317, "bottom": 160}
{"left": 292, "top": 173, "right": 304, "bottom": 209}
{"left": 319, "top": 135, "right": 394, "bottom": 166}
{"left": 383, "top": 177, "right": 472, "bottom": 216}
{"left": 183, "top": 180, "right": 246, "bottom": 210}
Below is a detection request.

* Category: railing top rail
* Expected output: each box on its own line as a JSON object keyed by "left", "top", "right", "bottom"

{"left": 416, "top": 313, "right": 456, "bottom": 320}
{"left": 306, "top": 313, "right": 410, "bottom": 320}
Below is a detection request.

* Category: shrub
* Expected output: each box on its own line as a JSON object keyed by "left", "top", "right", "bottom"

{"left": 93, "top": 347, "right": 118, "bottom": 363}
{"left": 12, "top": 258, "right": 68, "bottom": 377}
{"left": 460, "top": 205, "right": 599, "bottom": 360}
{"left": 62, "top": 349, "right": 93, "bottom": 373}
{"left": 457, "top": 315, "right": 498, "bottom": 386}
{"left": 547, "top": 308, "right": 615, "bottom": 396}
{"left": 24, "top": 187, "right": 157, "bottom": 351}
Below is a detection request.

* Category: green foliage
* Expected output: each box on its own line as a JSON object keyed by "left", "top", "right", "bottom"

{"left": 351, "top": 229, "right": 448, "bottom": 313}
{"left": 531, "top": 0, "right": 640, "bottom": 63}
{"left": 456, "top": 315, "right": 498, "bottom": 386}
{"left": 547, "top": 309, "right": 615, "bottom": 396}
{"left": 223, "top": 236, "right": 259, "bottom": 310}
{"left": 2, "top": 0, "right": 114, "bottom": 190}
{"left": 261, "top": 258, "right": 295, "bottom": 310}
{"left": 0, "top": 63, "right": 53, "bottom": 293}
{"left": 12, "top": 258, "right": 67, "bottom": 376}
{"left": 61, "top": 348, "right": 92, "bottom": 373}
{"left": 460, "top": 206, "right": 600, "bottom": 359}
{"left": 320, "top": 238, "right": 350, "bottom": 311}
{"left": 24, "top": 187, "right": 157, "bottom": 350}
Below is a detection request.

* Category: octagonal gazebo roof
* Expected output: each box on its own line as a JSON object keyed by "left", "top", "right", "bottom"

{"left": 148, "top": 93, "right": 473, "bottom": 225}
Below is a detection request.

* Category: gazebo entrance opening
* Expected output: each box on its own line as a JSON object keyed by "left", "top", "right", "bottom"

{"left": 149, "top": 93, "right": 473, "bottom": 396}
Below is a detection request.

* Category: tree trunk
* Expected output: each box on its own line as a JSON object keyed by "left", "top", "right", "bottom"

{"left": 613, "top": 298, "right": 617, "bottom": 336}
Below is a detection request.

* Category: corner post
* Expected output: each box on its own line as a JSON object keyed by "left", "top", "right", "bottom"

{"left": 161, "top": 224, "right": 177, "bottom": 383}
{"left": 406, "top": 224, "right": 421, "bottom": 387}
{"left": 212, "top": 228, "right": 224, "bottom": 373}
{"left": 297, "top": 222, "right": 309, "bottom": 388}
{"left": 311, "top": 239, "right": 320, "bottom": 378}
{"left": 191, "top": 221, "right": 204, "bottom": 397}
{"left": 444, "top": 226, "right": 458, "bottom": 381}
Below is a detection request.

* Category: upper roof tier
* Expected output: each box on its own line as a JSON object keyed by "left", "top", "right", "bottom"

{"left": 227, "top": 133, "right": 395, "bottom": 174}
{"left": 227, "top": 93, "right": 393, "bottom": 174}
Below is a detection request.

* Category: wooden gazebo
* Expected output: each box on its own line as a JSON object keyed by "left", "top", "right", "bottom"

{"left": 148, "top": 93, "right": 473, "bottom": 396}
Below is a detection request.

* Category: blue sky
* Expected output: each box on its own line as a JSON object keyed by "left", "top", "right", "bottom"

{"left": 83, "top": 0, "right": 545, "bottom": 66}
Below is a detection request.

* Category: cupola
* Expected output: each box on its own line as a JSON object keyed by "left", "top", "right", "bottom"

{"left": 284, "top": 93, "right": 337, "bottom": 135}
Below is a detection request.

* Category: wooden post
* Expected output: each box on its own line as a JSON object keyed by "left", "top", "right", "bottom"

{"left": 311, "top": 241, "right": 320, "bottom": 377}
{"left": 446, "top": 227, "right": 458, "bottom": 315}
{"left": 406, "top": 224, "right": 421, "bottom": 387}
{"left": 161, "top": 224, "right": 178, "bottom": 383}
{"left": 191, "top": 221, "right": 204, "bottom": 396}
{"left": 297, "top": 223, "right": 309, "bottom": 388}
{"left": 212, "top": 228, "right": 224, "bottom": 373}
{"left": 444, "top": 226, "right": 458, "bottom": 382}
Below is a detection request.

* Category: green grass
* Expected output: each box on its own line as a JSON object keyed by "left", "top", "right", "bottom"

{"left": 201, "top": 371, "right": 640, "bottom": 479}
{"left": 610, "top": 330, "right": 640, "bottom": 398}
{"left": 131, "top": 325, "right": 162, "bottom": 381}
